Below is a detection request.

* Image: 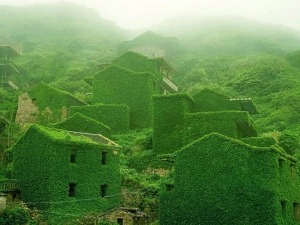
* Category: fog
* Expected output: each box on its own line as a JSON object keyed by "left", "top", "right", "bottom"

{"left": 0, "top": 0, "right": 299, "bottom": 31}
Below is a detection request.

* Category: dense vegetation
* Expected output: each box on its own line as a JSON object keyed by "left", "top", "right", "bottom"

{"left": 1, "top": 2, "right": 300, "bottom": 224}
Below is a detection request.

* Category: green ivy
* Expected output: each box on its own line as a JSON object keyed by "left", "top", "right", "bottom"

{"left": 11, "top": 124, "right": 121, "bottom": 224}
{"left": 70, "top": 104, "right": 130, "bottom": 134}
{"left": 93, "top": 65, "right": 156, "bottom": 130}
{"left": 160, "top": 133, "right": 300, "bottom": 225}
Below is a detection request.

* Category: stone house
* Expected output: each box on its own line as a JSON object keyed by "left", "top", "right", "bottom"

{"left": 160, "top": 133, "right": 300, "bottom": 225}
{"left": 153, "top": 89, "right": 258, "bottom": 154}
{"left": 10, "top": 124, "right": 121, "bottom": 221}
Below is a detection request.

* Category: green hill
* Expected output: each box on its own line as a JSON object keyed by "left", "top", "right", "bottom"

{"left": 0, "top": 2, "right": 125, "bottom": 90}
{"left": 154, "top": 16, "right": 300, "bottom": 55}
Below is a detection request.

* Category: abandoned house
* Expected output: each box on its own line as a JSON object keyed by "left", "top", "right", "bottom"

{"left": 15, "top": 82, "right": 86, "bottom": 127}
{"left": 160, "top": 132, "right": 300, "bottom": 225}
{"left": 153, "top": 89, "right": 258, "bottom": 154}
{"left": 93, "top": 65, "right": 157, "bottom": 130}
{"left": 10, "top": 124, "right": 121, "bottom": 220}
{"left": 93, "top": 51, "right": 178, "bottom": 130}
{"left": 0, "top": 39, "right": 22, "bottom": 90}
{"left": 122, "top": 31, "right": 179, "bottom": 59}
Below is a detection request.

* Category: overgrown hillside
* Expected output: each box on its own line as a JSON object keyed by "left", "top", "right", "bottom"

{"left": 154, "top": 16, "right": 300, "bottom": 133}
{"left": 0, "top": 2, "right": 125, "bottom": 91}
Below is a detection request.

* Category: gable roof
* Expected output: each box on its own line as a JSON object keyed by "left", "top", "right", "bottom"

{"left": 10, "top": 124, "right": 102, "bottom": 154}
{"left": 192, "top": 88, "right": 230, "bottom": 99}
{"left": 176, "top": 132, "right": 282, "bottom": 158}
{"left": 53, "top": 112, "right": 111, "bottom": 135}
{"left": 94, "top": 64, "right": 158, "bottom": 81}
{"left": 112, "top": 51, "right": 175, "bottom": 75}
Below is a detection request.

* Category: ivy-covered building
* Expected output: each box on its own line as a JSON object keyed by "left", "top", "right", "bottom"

{"left": 160, "top": 133, "right": 300, "bottom": 225}
{"left": 112, "top": 51, "right": 177, "bottom": 94}
{"left": 10, "top": 124, "right": 121, "bottom": 220}
{"left": 153, "top": 89, "right": 258, "bottom": 154}
{"left": 15, "top": 82, "right": 86, "bottom": 126}
{"left": 93, "top": 52, "right": 178, "bottom": 130}
{"left": 93, "top": 65, "right": 156, "bottom": 130}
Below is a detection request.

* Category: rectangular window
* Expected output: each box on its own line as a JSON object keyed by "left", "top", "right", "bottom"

{"left": 68, "top": 183, "right": 76, "bottom": 197}
{"left": 278, "top": 158, "right": 284, "bottom": 171}
{"left": 70, "top": 149, "right": 77, "bottom": 163}
{"left": 294, "top": 203, "right": 300, "bottom": 221}
{"left": 100, "top": 184, "right": 107, "bottom": 197}
{"left": 166, "top": 184, "right": 174, "bottom": 191}
{"left": 101, "top": 151, "right": 107, "bottom": 165}
{"left": 280, "top": 200, "right": 286, "bottom": 217}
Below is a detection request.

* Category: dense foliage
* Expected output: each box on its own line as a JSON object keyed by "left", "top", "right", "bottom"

{"left": 11, "top": 124, "right": 121, "bottom": 224}
{"left": 160, "top": 133, "right": 300, "bottom": 225}
{"left": 1, "top": 2, "right": 300, "bottom": 224}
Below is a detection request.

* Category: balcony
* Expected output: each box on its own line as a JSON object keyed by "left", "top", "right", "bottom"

{"left": 162, "top": 76, "right": 178, "bottom": 93}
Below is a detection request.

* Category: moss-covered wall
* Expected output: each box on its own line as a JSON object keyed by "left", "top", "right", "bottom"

{"left": 70, "top": 104, "right": 130, "bottom": 134}
{"left": 152, "top": 94, "right": 193, "bottom": 154}
{"left": 160, "top": 133, "right": 300, "bottom": 225}
{"left": 191, "top": 88, "right": 240, "bottom": 112}
{"left": 184, "top": 111, "right": 257, "bottom": 145}
{"left": 12, "top": 125, "right": 121, "bottom": 222}
{"left": 93, "top": 66, "right": 155, "bottom": 130}
{"left": 53, "top": 113, "right": 111, "bottom": 137}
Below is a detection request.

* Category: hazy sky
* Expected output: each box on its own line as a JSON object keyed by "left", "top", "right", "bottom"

{"left": 0, "top": 0, "right": 299, "bottom": 30}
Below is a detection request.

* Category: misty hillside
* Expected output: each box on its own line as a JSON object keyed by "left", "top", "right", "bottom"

{"left": 152, "top": 17, "right": 300, "bottom": 132}
{"left": 0, "top": 2, "right": 126, "bottom": 88}
{"left": 154, "top": 16, "right": 300, "bottom": 55}
{"left": 1, "top": 3, "right": 300, "bottom": 133}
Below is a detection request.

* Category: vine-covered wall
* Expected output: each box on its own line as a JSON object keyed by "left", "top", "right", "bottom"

{"left": 160, "top": 133, "right": 300, "bottom": 225}
{"left": 184, "top": 111, "right": 257, "bottom": 145}
{"left": 93, "top": 65, "right": 155, "bottom": 130}
{"left": 11, "top": 125, "right": 121, "bottom": 222}
{"left": 53, "top": 112, "right": 111, "bottom": 137}
{"left": 70, "top": 104, "right": 130, "bottom": 134}
{"left": 152, "top": 94, "right": 194, "bottom": 154}
{"left": 152, "top": 92, "right": 258, "bottom": 154}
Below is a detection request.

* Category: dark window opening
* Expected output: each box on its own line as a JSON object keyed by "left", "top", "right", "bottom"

{"left": 281, "top": 200, "right": 286, "bottom": 217}
{"left": 70, "top": 149, "right": 77, "bottom": 163}
{"left": 278, "top": 158, "right": 284, "bottom": 170}
{"left": 101, "top": 151, "right": 107, "bottom": 165}
{"left": 294, "top": 203, "right": 300, "bottom": 221}
{"left": 68, "top": 183, "right": 76, "bottom": 197}
{"left": 100, "top": 184, "right": 107, "bottom": 197}
{"left": 166, "top": 184, "right": 174, "bottom": 191}
{"left": 117, "top": 218, "right": 123, "bottom": 225}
